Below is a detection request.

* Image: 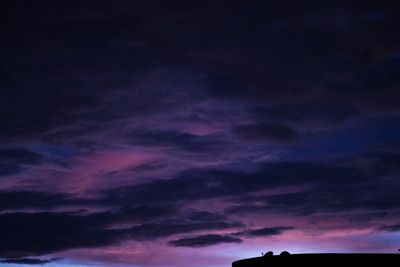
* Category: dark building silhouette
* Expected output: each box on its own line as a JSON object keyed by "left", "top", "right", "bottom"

{"left": 232, "top": 253, "right": 400, "bottom": 267}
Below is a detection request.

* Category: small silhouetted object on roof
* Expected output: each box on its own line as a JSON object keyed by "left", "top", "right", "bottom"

{"left": 280, "top": 251, "right": 290, "bottom": 256}
{"left": 263, "top": 251, "right": 273, "bottom": 257}
{"left": 232, "top": 252, "right": 400, "bottom": 267}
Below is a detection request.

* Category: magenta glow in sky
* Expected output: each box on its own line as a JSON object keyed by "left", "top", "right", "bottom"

{"left": 1, "top": 1, "right": 400, "bottom": 266}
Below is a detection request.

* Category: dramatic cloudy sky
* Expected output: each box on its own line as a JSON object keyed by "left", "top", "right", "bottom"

{"left": 1, "top": 1, "right": 400, "bottom": 266}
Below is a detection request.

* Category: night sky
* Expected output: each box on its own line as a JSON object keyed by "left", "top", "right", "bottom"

{"left": 1, "top": 1, "right": 400, "bottom": 266}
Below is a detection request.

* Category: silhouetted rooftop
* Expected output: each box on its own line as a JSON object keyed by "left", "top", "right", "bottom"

{"left": 232, "top": 253, "right": 400, "bottom": 267}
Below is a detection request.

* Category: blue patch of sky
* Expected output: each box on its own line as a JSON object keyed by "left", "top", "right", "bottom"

{"left": 30, "top": 144, "right": 77, "bottom": 158}
{"left": 284, "top": 117, "right": 400, "bottom": 161}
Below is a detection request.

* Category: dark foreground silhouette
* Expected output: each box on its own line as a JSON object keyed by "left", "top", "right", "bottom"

{"left": 232, "top": 252, "right": 400, "bottom": 267}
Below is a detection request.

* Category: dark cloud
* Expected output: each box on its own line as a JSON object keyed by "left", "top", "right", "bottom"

{"left": 116, "top": 204, "right": 177, "bottom": 223}
{"left": 0, "top": 211, "right": 121, "bottom": 258}
{"left": 103, "top": 149, "right": 400, "bottom": 221}
{"left": 378, "top": 223, "right": 400, "bottom": 232}
{"left": 0, "top": 149, "right": 42, "bottom": 165}
{"left": 271, "top": 185, "right": 400, "bottom": 216}
{"left": 1, "top": 0, "right": 399, "bottom": 148}
{"left": 0, "top": 149, "right": 43, "bottom": 176}
{"left": 0, "top": 164, "right": 20, "bottom": 177}
{"left": 0, "top": 201, "right": 180, "bottom": 257}
{"left": 233, "top": 123, "right": 300, "bottom": 142}
{"left": 0, "top": 190, "right": 181, "bottom": 219}
{"left": 169, "top": 234, "right": 242, "bottom": 247}
{"left": 0, "top": 208, "right": 240, "bottom": 258}
{"left": 186, "top": 211, "right": 227, "bottom": 222}
{"left": 367, "top": 151, "right": 400, "bottom": 176}
{"left": 104, "top": 160, "right": 359, "bottom": 205}
{"left": 227, "top": 152, "right": 400, "bottom": 217}
{"left": 128, "top": 162, "right": 167, "bottom": 172}
{"left": 168, "top": 226, "right": 293, "bottom": 247}
{"left": 0, "top": 191, "right": 71, "bottom": 211}
{"left": 249, "top": 102, "right": 360, "bottom": 125}
{"left": 199, "top": 3, "right": 400, "bottom": 117}
{"left": 234, "top": 226, "right": 294, "bottom": 237}
{"left": 0, "top": 258, "right": 58, "bottom": 265}
{"left": 127, "top": 220, "right": 243, "bottom": 241}
{"left": 125, "top": 130, "right": 226, "bottom": 153}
